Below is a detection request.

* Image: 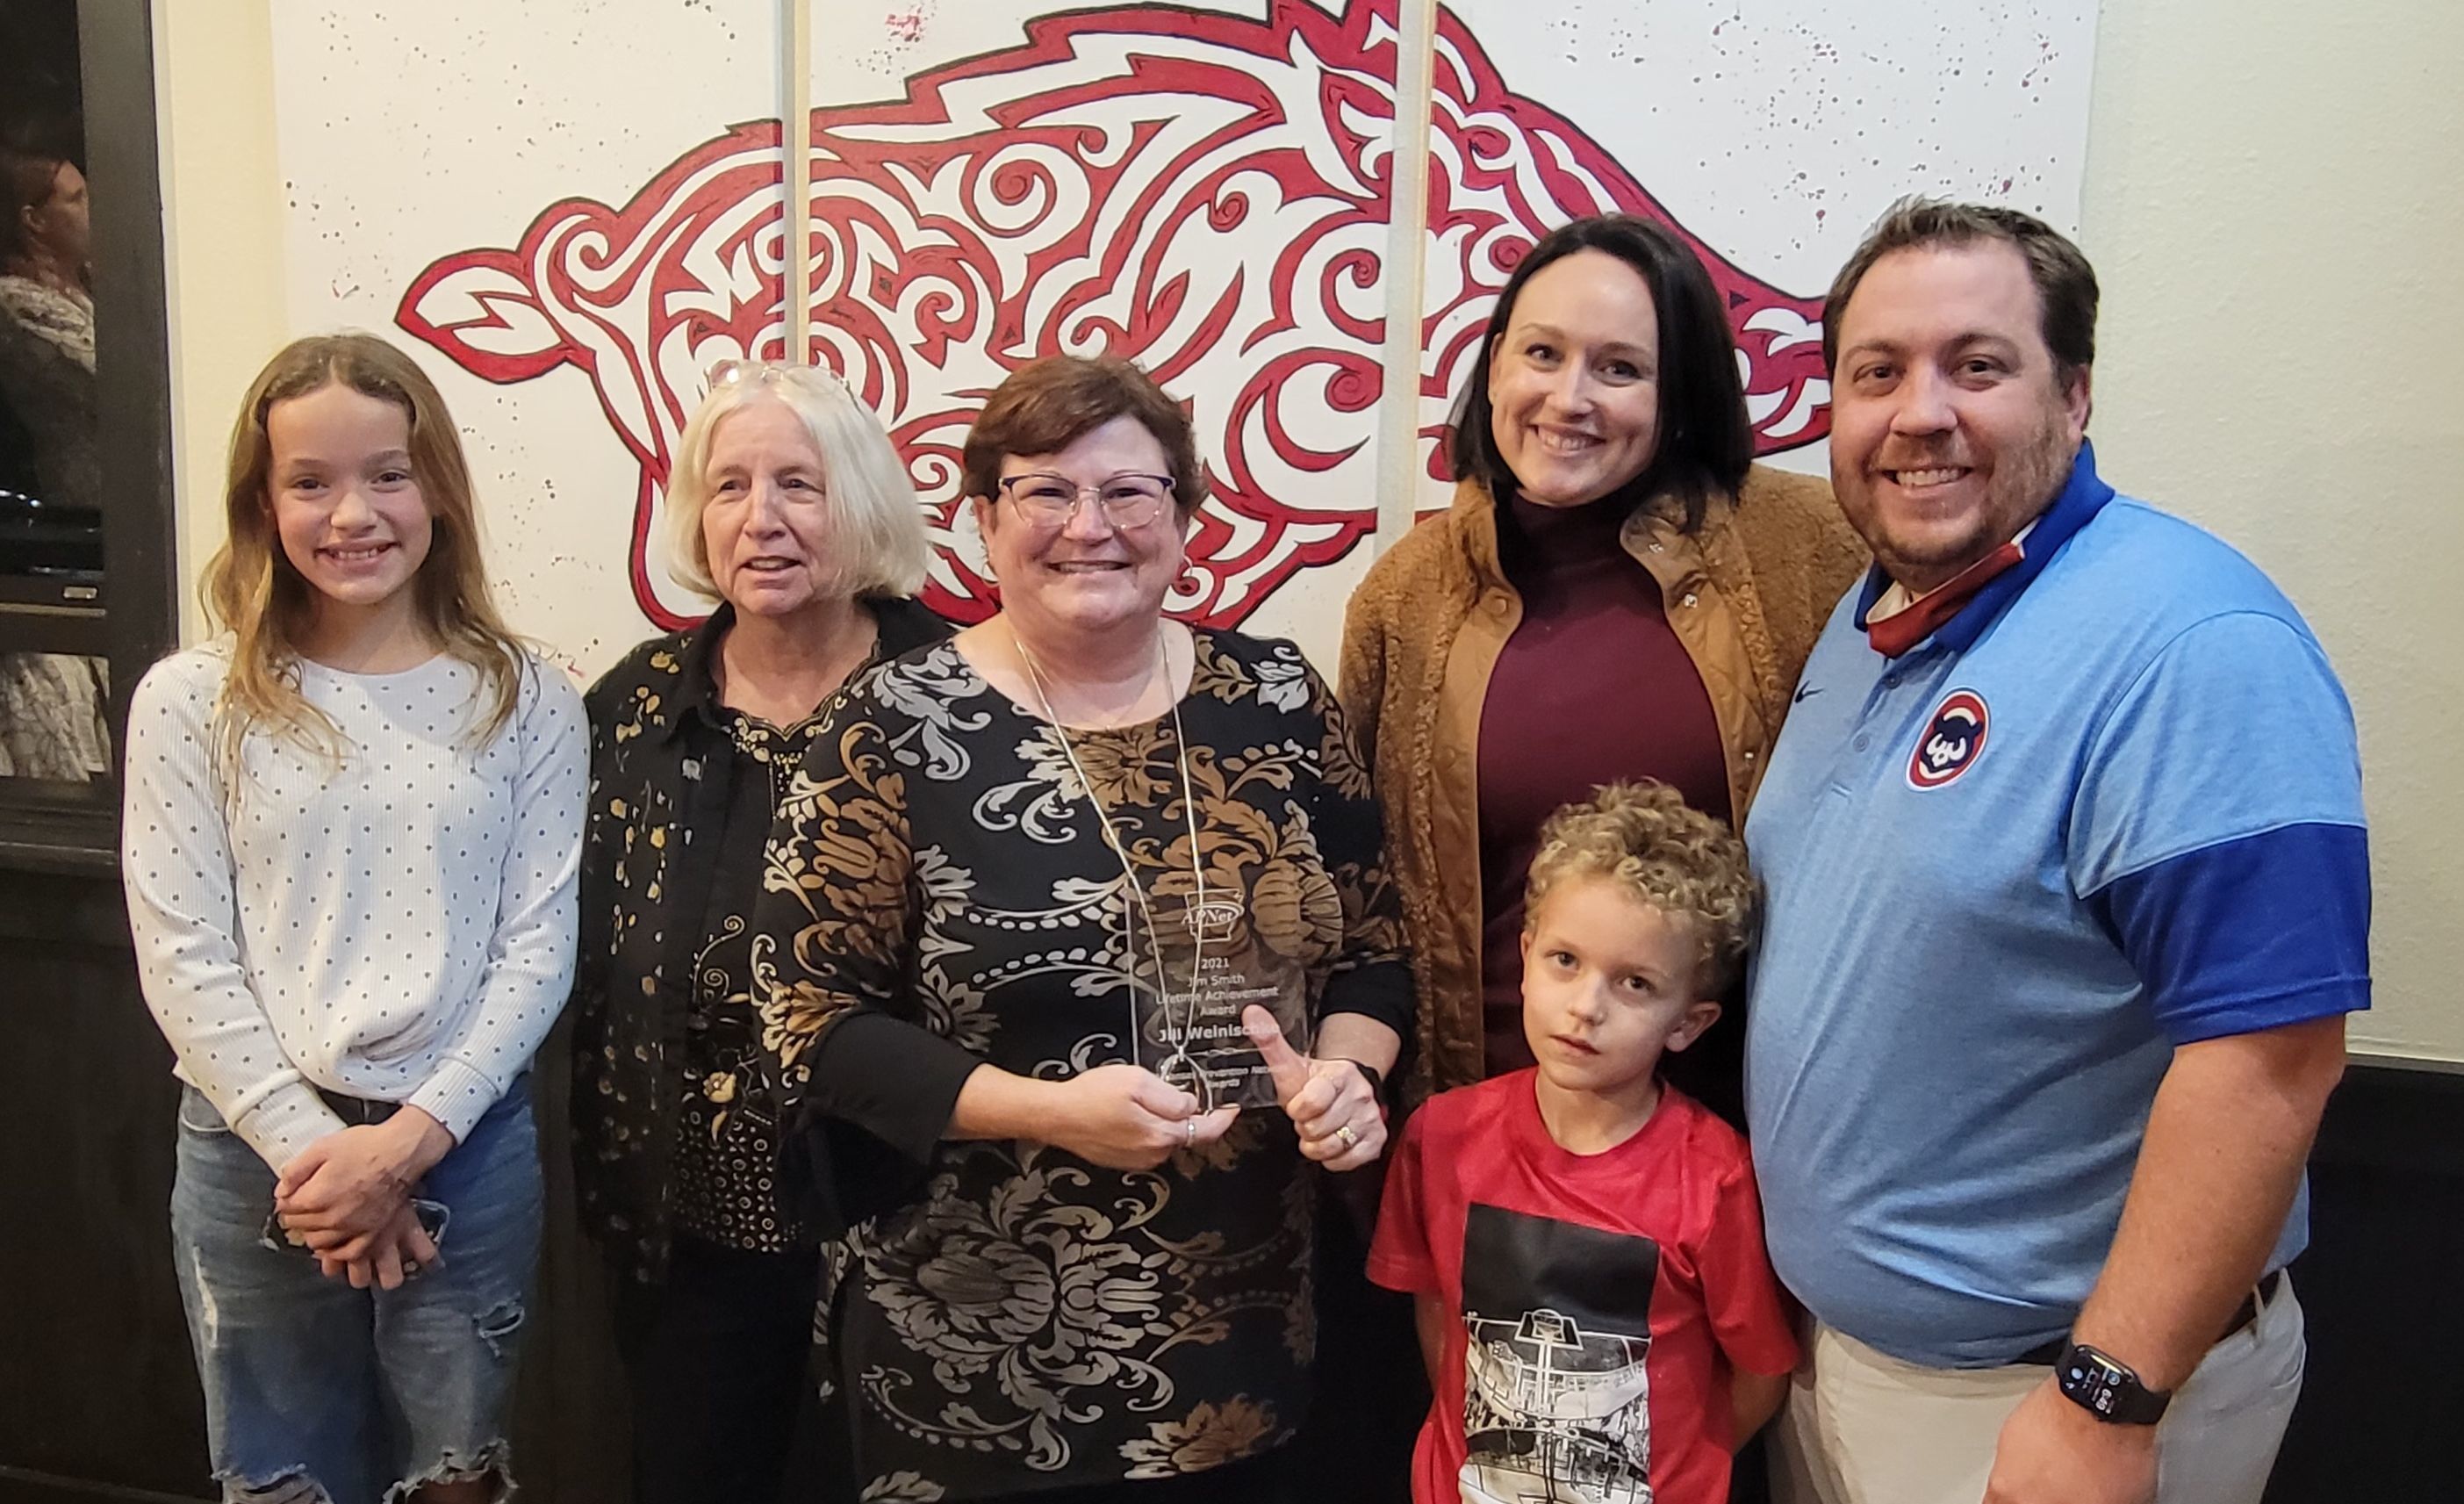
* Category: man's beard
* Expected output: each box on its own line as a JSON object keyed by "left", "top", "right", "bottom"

{"left": 1862, "top": 409, "right": 2080, "bottom": 593}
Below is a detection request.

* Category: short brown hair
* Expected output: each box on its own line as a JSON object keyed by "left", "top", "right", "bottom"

{"left": 960, "top": 356, "right": 1210, "bottom": 514}
{"left": 1525, "top": 781, "right": 1759, "bottom": 997}
{"left": 1822, "top": 197, "right": 2100, "bottom": 391}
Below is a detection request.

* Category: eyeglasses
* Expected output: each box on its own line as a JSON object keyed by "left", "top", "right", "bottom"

{"left": 705, "top": 358, "right": 848, "bottom": 394}
{"left": 997, "top": 471, "right": 1176, "bottom": 529}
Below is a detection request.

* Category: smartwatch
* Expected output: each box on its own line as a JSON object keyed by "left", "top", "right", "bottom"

{"left": 2053, "top": 1342, "right": 2172, "bottom": 1425}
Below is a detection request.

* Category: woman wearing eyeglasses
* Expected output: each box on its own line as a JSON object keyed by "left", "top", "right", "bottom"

{"left": 751, "top": 356, "right": 1410, "bottom": 1502}
{"left": 567, "top": 361, "right": 949, "bottom": 1502}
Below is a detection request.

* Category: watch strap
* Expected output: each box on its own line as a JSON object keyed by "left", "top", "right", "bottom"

{"left": 1330, "top": 1057, "right": 1385, "bottom": 1111}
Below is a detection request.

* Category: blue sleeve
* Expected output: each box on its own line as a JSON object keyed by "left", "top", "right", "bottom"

{"left": 2068, "top": 611, "right": 2364, "bottom": 889}
{"left": 2087, "top": 824, "right": 2371, "bottom": 1044}
{"left": 2069, "top": 609, "right": 2370, "bottom": 1044}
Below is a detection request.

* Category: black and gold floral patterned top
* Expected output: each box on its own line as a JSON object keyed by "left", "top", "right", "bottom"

{"left": 569, "top": 598, "right": 951, "bottom": 1284}
{"left": 753, "top": 629, "right": 1412, "bottom": 1500}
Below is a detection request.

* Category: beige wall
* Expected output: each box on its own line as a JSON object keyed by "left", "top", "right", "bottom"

{"left": 147, "top": 1, "right": 2461, "bottom": 1058}
{"left": 153, "top": 0, "right": 284, "bottom": 643}
{"left": 2081, "top": 0, "right": 2464, "bottom": 1061}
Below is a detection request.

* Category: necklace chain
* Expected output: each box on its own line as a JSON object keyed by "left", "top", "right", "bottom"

{"left": 1009, "top": 622, "right": 1214, "bottom": 1111}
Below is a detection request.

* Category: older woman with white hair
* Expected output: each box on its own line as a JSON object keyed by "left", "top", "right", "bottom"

{"left": 568, "top": 361, "right": 949, "bottom": 1503}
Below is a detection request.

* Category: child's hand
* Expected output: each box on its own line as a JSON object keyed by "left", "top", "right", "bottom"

{"left": 314, "top": 1201, "right": 444, "bottom": 1291}
{"left": 1245, "top": 1005, "right": 1385, "bottom": 1171}
{"left": 276, "top": 1109, "right": 456, "bottom": 1242}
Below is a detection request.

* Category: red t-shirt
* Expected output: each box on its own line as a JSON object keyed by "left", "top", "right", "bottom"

{"left": 1368, "top": 1072, "right": 1799, "bottom": 1504}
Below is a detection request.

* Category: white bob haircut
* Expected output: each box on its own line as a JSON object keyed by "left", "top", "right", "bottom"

{"left": 663, "top": 366, "right": 934, "bottom": 602}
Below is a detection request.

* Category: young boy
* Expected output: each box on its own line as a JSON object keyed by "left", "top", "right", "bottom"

{"left": 1369, "top": 781, "right": 1798, "bottom": 1504}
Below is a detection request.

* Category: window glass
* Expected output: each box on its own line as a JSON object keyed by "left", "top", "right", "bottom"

{"left": 0, "top": 0, "right": 110, "bottom": 795}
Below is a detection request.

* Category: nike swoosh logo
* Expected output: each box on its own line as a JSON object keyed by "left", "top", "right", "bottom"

{"left": 1792, "top": 685, "right": 1823, "bottom": 704}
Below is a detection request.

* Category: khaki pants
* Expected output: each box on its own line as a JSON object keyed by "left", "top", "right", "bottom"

{"left": 1770, "top": 1276, "right": 2305, "bottom": 1504}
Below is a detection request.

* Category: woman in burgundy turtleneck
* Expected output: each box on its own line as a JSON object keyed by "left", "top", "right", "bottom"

{"left": 1341, "top": 213, "right": 1864, "bottom": 1119}
{"left": 1475, "top": 484, "right": 1732, "bottom": 1071}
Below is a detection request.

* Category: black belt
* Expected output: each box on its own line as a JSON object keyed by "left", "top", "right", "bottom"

{"left": 2015, "top": 1268, "right": 2283, "bottom": 1366}
{"left": 312, "top": 1071, "right": 528, "bottom": 1127}
{"left": 315, "top": 1088, "right": 402, "bottom": 1126}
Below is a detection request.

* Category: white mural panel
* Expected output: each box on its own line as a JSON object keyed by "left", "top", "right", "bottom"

{"left": 1434, "top": 0, "right": 2100, "bottom": 485}
{"left": 267, "top": 0, "right": 2096, "bottom": 679}
{"left": 269, "top": 0, "right": 783, "bottom": 673}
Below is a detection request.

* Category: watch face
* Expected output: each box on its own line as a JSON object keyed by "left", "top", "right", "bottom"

{"left": 2062, "top": 1355, "right": 2125, "bottom": 1414}
{"left": 2058, "top": 1345, "right": 2165, "bottom": 1423}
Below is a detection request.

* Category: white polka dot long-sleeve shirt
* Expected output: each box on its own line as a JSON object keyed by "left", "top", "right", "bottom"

{"left": 121, "top": 643, "right": 587, "bottom": 1174}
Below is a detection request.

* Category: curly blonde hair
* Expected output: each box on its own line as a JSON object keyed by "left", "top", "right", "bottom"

{"left": 1525, "top": 781, "right": 1760, "bottom": 997}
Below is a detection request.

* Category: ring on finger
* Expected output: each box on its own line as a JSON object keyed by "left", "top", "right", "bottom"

{"left": 1335, "top": 1122, "right": 1361, "bottom": 1149}
{"left": 1184, "top": 1119, "right": 1197, "bottom": 1148}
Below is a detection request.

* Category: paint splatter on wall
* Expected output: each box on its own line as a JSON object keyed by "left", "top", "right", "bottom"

{"left": 269, "top": 0, "right": 2094, "bottom": 673}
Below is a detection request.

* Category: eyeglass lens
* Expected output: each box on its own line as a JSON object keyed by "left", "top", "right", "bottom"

{"left": 1006, "top": 473, "right": 1172, "bottom": 523}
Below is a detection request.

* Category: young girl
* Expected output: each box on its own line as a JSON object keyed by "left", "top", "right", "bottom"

{"left": 122, "top": 334, "right": 585, "bottom": 1504}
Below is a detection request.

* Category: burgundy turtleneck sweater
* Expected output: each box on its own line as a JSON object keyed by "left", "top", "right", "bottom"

{"left": 1475, "top": 492, "right": 1731, "bottom": 1075}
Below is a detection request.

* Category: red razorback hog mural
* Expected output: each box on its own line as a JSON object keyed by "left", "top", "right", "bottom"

{"left": 399, "top": 0, "right": 1830, "bottom": 632}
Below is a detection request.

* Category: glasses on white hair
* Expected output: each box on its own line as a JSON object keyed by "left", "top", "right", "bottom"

{"left": 997, "top": 471, "right": 1176, "bottom": 529}
{"left": 706, "top": 359, "right": 848, "bottom": 394}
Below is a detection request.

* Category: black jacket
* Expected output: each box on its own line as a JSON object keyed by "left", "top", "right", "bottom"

{"left": 567, "top": 596, "right": 952, "bottom": 1282}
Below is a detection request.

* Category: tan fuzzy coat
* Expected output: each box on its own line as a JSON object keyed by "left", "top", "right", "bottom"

{"left": 1338, "top": 466, "right": 1869, "bottom": 1101}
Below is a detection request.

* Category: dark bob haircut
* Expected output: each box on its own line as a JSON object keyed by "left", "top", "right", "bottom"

{"left": 1450, "top": 214, "right": 1755, "bottom": 532}
{"left": 961, "top": 356, "right": 1210, "bottom": 517}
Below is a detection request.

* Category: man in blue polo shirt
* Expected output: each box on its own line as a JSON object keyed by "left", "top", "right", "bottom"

{"left": 1746, "top": 198, "right": 2367, "bottom": 1504}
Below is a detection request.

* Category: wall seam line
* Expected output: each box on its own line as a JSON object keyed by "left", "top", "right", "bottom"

{"left": 786, "top": 0, "right": 815, "bottom": 362}
{"left": 1371, "top": 0, "right": 1440, "bottom": 555}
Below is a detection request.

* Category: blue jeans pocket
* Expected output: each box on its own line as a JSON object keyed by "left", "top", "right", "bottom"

{"left": 176, "top": 1086, "right": 233, "bottom": 1136}
{"left": 411, "top": 1196, "right": 453, "bottom": 1251}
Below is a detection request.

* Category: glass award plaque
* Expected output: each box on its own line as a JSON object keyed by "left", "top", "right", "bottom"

{"left": 1131, "top": 890, "right": 1308, "bottom": 1111}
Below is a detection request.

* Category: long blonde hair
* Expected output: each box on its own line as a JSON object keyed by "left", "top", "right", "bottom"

{"left": 202, "top": 334, "right": 526, "bottom": 777}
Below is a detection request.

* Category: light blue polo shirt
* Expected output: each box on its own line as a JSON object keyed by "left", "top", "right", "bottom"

{"left": 1743, "top": 443, "right": 2369, "bottom": 1368}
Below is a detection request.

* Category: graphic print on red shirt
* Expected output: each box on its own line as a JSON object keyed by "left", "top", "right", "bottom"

{"left": 1462, "top": 1204, "right": 1663, "bottom": 1500}
{"left": 1368, "top": 1071, "right": 1799, "bottom": 1504}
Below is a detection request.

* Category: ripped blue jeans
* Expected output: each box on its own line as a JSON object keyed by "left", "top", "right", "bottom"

{"left": 169, "top": 1083, "right": 540, "bottom": 1504}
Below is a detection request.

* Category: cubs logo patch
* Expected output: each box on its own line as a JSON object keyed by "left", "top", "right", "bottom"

{"left": 1908, "top": 689, "right": 1990, "bottom": 789}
